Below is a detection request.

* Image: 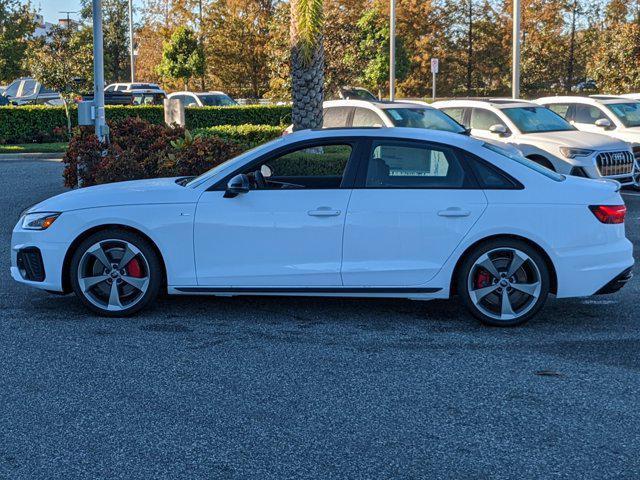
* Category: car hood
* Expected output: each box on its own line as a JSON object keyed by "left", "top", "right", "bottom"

{"left": 27, "top": 177, "right": 199, "bottom": 213}
{"left": 521, "top": 130, "right": 629, "bottom": 150}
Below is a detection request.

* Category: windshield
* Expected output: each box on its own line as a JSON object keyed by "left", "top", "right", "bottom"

{"left": 385, "top": 108, "right": 466, "bottom": 133}
{"left": 185, "top": 137, "right": 286, "bottom": 188}
{"left": 197, "top": 94, "right": 237, "bottom": 106}
{"left": 607, "top": 102, "right": 640, "bottom": 127}
{"left": 502, "top": 106, "right": 574, "bottom": 133}
{"left": 482, "top": 142, "right": 565, "bottom": 181}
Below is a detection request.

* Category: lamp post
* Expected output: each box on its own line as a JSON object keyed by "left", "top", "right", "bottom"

{"left": 389, "top": 0, "right": 396, "bottom": 101}
{"left": 512, "top": 0, "right": 521, "bottom": 98}
{"left": 92, "top": 0, "right": 107, "bottom": 142}
{"left": 128, "top": 0, "right": 135, "bottom": 82}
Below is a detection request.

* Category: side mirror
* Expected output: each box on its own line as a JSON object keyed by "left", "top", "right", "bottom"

{"left": 223, "top": 174, "right": 250, "bottom": 198}
{"left": 489, "top": 124, "right": 508, "bottom": 136}
{"left": 595, "top": 118, "right": 612, "bottom": 129}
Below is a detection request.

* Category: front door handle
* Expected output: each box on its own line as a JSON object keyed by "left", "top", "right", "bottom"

{"left": 438, "top": 207, "right": 471, "bottom": 217}
{"left": 308, "top": 207, "right": 341, "bottom": 217}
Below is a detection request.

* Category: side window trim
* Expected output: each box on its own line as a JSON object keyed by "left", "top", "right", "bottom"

{"left": 209, "top": 137, "right": 368, "bottom": 191}
{"left": 352, "top": 137, "right": 480, "bottom": 190}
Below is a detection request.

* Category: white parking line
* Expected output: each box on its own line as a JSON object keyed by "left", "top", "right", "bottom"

{"left": 622, "top": 192, "right": 640, "bottom": 197}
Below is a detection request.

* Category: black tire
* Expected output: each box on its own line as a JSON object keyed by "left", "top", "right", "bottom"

{"left": 69, "top": 229, "right": 162, "bottom": 317}
{"left": 456, "top": 238, "right": 550, "bottom": 327}
{"left": 527, "top": 155, "right": 555, "bottom": 171}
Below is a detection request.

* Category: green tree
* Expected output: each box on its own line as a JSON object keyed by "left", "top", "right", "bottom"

{"left": 290, "top": 0, "right": 324, "bottom": 130}
{"left": 157, "top": 26, "right": 205, "bottom": 89}
{"left": 80, "top": 0, "right": 131, "bottom": 83}
{"left": 356, "top": 7, "right": 410, "bottom": 98}
{"left": 28, "top": 26, "right": 93, "bottom": 137}
{"left": 0, "top": 0, "right": 36, "bottom": 83}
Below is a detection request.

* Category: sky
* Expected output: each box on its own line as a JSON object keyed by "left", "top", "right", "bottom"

{"left": 29, "top": 0, "right": 83, "bottom": 23}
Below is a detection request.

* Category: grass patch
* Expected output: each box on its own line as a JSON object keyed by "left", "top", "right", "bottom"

{"left": 0, "top": 142, "right": 68, "bottom": 154}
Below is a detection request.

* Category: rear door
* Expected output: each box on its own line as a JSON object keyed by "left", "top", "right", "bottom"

{"left": 341, "top": 138, "right": 487, "bottom": 286}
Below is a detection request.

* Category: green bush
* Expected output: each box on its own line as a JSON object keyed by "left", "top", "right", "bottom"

{"left": 185, "top": 105, "right": 291, "bottom": 129}
{"left": 0, "top": 104, "right": 291, "bottom": 144}
{"left": 0, "top": 105, "right": 71, "bottom": 144}
{"left": 194, "top": 124, "right": 283, "bottom": 148}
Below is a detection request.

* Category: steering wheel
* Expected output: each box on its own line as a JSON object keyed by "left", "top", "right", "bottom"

{"left": 254, "top": 169, "right": 267, "bottom": 189}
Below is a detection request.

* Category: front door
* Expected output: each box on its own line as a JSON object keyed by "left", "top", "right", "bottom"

{"left": 341, "top": 139, "right": 487, "bottom": 286}
{"left": 194, "top": 141, "right": 358, "bottom": 286}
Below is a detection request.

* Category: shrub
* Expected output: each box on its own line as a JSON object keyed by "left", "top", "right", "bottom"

{"left": 0, "top": 104, "right": 291, "bottom": 144}
{"left": 63, "top": 117, "right": 242, "bottom": 187}
{"left": 185, "top": 105, "right": 291, "bottom": 129}
{"left": 0, "top": 105, "right": 72, "bottom": 144}
{"left": 194, "top": 124, "right": 283, "bottom": 148}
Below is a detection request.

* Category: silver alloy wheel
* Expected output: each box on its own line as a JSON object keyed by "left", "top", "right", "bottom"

{"left": 77, "top": 239, "right": 150, "bottom": 312}
{"left": 467, "top": 247, "right": 542, "bottom": 321}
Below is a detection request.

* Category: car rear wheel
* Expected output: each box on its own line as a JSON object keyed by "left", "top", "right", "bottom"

{"left": 70, "top": 229, "right": 162, "bottom": 317}
{"left": 457, "top": 239, "right": 550, "bottom": 327}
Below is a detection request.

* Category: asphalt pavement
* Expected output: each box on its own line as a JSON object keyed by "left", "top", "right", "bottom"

{"left": 1, "top": 158, "right": 639, "bottom": 479}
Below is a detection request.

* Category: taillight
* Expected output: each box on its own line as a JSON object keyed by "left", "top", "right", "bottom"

{"left": 589, "top": 205, "right": 626, "bottom": 224}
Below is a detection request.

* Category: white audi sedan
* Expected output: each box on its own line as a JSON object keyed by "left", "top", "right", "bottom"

{"left": 11, "top": 128, "right": 634, "bottom": 326}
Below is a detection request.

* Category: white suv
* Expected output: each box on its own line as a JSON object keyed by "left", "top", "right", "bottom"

{"left": 536, "top": 95, "right": 640, "bottom": 185}
{"left": 105, "top": 83, "right": 166, "bottom": 95}
{"left": 433, "top": 99, "right": 636, "bottom": 185}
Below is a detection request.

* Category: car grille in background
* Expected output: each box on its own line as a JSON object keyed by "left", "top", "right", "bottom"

{"left": 596, "top": 151, "right": 635, "bottom": 177}
{"left": 633, "top": 146, "right": 640, "bottom": 164}
{"left": 17, "top": 247, "right": 45, "bottom": 282}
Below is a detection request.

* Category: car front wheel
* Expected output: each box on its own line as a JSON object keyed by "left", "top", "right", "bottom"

{"left": 457, "top": 239, "right": 550, "bottom": 327}
{"left": 70, "top": 229, "right": 162, "bottom": 317}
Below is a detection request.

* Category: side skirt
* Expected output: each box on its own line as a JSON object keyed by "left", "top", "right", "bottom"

{"left": 170, "top": 286, "right": 443, "bottom": 298}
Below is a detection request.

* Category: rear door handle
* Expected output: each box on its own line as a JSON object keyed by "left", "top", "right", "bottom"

{"left": 438, "top": 207, "right": 471, "bottom": 217}
{"left": 308, "top": 207, "right": 341, "bottom": 217}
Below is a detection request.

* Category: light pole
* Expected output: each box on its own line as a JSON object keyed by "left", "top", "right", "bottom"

{"left": 92, "top": 0, "right": 107, "bottom": 142}
{"left": 128, "top": 0, "right": 135, "bottom": 83}
{"left": 512, "top": 0, "right": 521, "bottom": 98}
{"left": 389, "top": 0, "right": 396, "bottom": 101}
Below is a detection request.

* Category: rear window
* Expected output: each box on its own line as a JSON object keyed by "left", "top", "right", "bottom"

{"left": 482, "top": 143, "right": 565, "bottom": 182}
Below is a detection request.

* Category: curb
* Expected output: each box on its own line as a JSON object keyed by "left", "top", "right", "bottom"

{"left": 0, "top": 153, "right": 64, "bottom": 161}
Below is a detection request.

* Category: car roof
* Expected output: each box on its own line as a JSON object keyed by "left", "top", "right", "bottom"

{"left": 432, "top": 98, "right": 536, "bottom": 109}
{"left": 324, "top": 99, "right": 436, "bottom": 110}
{"left": 282, "top": 126, "right": 479, "bottom": 148}
{"left": 537, "top": 95, "right": 638, "bottom": 106}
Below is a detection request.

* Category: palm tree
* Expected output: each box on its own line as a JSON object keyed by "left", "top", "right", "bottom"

{"left": 290, "top": 0, "right": 324, "bottom": 130}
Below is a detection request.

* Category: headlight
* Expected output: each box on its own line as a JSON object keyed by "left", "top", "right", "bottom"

{"left": 559, "top": 147, "right": 594, "bottom": 158}
{"left": 21, "top": 212, "right": 60, "bottom": 230}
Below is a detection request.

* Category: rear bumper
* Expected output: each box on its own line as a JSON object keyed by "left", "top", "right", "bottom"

{"left": 554, "top": 237, "right": 634, "bottom": 298}
{"left": 595, "top": 267, "right": 633, "bottom": 295}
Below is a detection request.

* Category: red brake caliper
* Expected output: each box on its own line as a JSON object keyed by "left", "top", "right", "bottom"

{"left": 126, "top": 258, "right": 143, "bottom": 278}
{"left": 475, "top": 269, "right": 491, "bottom": 289}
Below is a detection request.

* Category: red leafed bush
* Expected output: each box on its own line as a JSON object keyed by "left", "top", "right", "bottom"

{"left": 63, "top": 118, "right": 241, "bottom": 188}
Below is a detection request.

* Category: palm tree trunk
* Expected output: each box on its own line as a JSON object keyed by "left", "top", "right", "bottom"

{"left": 290, "top": 0, "right": 324, "bottom": 131}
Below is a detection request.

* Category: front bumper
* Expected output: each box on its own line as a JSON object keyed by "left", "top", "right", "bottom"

{"left": 11, "top": 229, "right": 68, "bottom": 292}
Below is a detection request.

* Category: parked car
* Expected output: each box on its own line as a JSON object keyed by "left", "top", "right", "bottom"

{"left": 84, "top": 90, "right": 166, "bottom": 106}
{"left": 11, "top": 128, "right": 633, "bottom": 326}
{"left": 571, "top": 79, "right": 597, "bottom": 93}
{"left": 287, "top": 99, "right": 466, "bottom": 133}
{"left": 432, "top": 99, "right": 637, "bottom": 186}
{"left": 166, "top": 91, "right": 238, "bottom": 107}
{"left": 105, "top": 82, "right": 166, "bottom": 95}
{"left": 337, "top": 86, "right": 378, "bottom": 101}
{"left": 536, "top": 95, "right": 640, "bottom": 186}
{"left": 3, "top": 77, "right": 61, "bottom": 105}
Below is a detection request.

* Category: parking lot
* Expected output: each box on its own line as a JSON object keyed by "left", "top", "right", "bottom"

{"left": 1, "top": 158, "right": 639, "bottom": 479}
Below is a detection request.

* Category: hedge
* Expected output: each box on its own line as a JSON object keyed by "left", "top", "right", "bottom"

{"left": 0, "top": 104, "right": 291, "bottom": 144}
{"left": 194, "top": 124, "right": 284, "bottom": 148}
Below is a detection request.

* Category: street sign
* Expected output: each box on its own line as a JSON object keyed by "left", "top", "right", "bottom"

{"left": 431, "top": 58, "right": 439, "bottom": 74}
